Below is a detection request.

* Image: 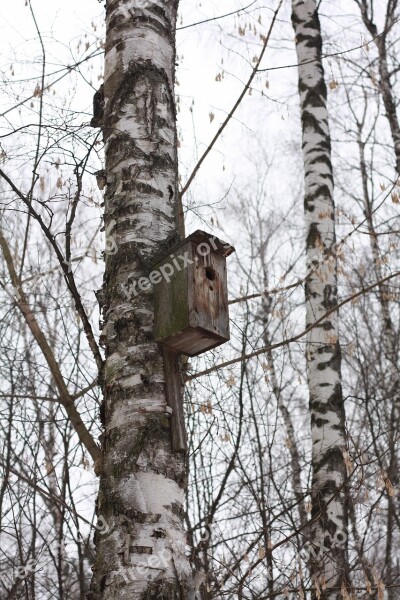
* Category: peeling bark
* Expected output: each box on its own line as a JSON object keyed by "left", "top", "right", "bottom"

{"left": 291, "top": 1, "right": 349, "bottom": 597}
{"left": 89, "top": 1, "right": 192, "bottom": 598}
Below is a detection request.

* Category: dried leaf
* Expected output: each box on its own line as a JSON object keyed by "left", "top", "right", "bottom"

{"left": 341, "top": 583, "right": 350, "bottom": 600}
{"left": 365, "top": 578, "right": 372, "bottom": 594}
{"left": 342, "top": 450, "right": 353, "bottom": 475}
{"left": 385, "top": 478, "right": 395, "bottom": 497}
{"left": 225, "top": 375, "right": 236, "bottom": 387}
{"left": 200, "top": 401, "right": 212, "bottom": 414}
{"left": 44, "top": 459, "right": 53, "bottom": 475}
{"left": 209, "top": 111, "right": 215, "bottom": 123}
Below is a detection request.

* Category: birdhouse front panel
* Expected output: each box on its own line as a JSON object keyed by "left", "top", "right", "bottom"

{"left": 188, "top": 242, "right": 229, "bottom": 341}
{"left": 153, "top": 231, "right": 234, "bottom": 356}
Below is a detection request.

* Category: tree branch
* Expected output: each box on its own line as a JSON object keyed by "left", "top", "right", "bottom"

{"left": 0, "top": 228, "right": 102, "bottom": 468}
{"left": 186, "top": 270, "right": 400, "bottom": 380}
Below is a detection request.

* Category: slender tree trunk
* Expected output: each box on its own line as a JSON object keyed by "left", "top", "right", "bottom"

{"left": 356, "top": 119, "right": 400, "bottom": 600}
{"left": 291, "top": 2, "right": 349, "bottom": 597}
{"left": 357, "top": 0, "right": 400, "bottom": 175}
{"left": 89, "top": 1, "right": 192, "bottom": 598}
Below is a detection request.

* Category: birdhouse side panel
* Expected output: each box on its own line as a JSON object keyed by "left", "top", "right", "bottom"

{"left": 153, "top": 250, "right": 190, "bottom": 343}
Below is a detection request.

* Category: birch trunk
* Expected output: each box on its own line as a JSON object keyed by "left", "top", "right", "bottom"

{"left": 357, "top": 0, "right": 400, "bottom": 175}
{"left": 291, "top": 1, "right": 349, "bottom": 597}
{"left": 89, "top": 1, "right": 192, "bottom": 598}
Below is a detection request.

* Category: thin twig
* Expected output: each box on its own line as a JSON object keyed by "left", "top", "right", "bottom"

{"left": 179, "top": 0, "right": 284, "bottom": 199}
{"left": 0, "top": 229, "right": 101, "bottom": 467}
{"left": 186, "top": 270, "right": 400, "bottom": 381}
{"left": 177, "top": 0, "right": 259, "bottom": 31}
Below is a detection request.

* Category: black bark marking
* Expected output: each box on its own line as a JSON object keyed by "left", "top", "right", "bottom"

{"left": 306, "top": 222, "right": 322, "bottom": 250}
{"left": 151, "top": 528, "right": 166, "bottom": 538}
{"left": 323, "top": 284, "right": 337, "bottom": 310}
{"left": 90, "top": 84, "right": 104, "bottom": 128}
{"left": 128, "top": 7, "right": 173, "bottom": 44}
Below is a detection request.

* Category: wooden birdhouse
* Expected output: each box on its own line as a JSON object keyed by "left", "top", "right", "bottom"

{"left": 153, "top": 230, "right": 235, "bottom": 356}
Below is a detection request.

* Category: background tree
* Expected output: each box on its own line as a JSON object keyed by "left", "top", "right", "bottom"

{"left": 291, "top": 1, "right": 348, "bottom": 597}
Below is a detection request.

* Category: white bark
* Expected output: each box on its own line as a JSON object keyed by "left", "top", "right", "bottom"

{"left": 291, "top": 1, "right": 349, "bottom": 598}
{"left": 89, "top": 1, "right": 192, "bottom": 598}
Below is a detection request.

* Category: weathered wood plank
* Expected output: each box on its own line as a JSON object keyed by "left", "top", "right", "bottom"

{"left": 162, "top": 346, "right": 187, "bottom": 452}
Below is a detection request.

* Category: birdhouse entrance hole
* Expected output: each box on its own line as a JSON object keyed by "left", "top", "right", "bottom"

{"left": 205, "top": 267, "right": 216, "bottom": 281}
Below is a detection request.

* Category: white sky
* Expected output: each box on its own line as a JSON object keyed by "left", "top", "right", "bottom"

{"left": 0, "top": 0, "right": 392, "bottom": 287}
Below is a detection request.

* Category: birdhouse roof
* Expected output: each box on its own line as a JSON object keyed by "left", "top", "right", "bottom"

{"left": 184, "top": 230, "right": 235, "bottom": 257}
{"left": 152, "top": 230, "right": 235, "bottom": 269}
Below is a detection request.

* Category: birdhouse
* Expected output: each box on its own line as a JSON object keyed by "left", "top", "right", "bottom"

{"left": 153, "top": 230, "right": 235, "bottom": 356}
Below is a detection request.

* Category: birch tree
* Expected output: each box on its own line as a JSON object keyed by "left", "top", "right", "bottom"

{"left": 88, "top": 0, "right": 192, "bottom": 598}
{"left": 291, "top": 1, "right": 349, "bottom": 597}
